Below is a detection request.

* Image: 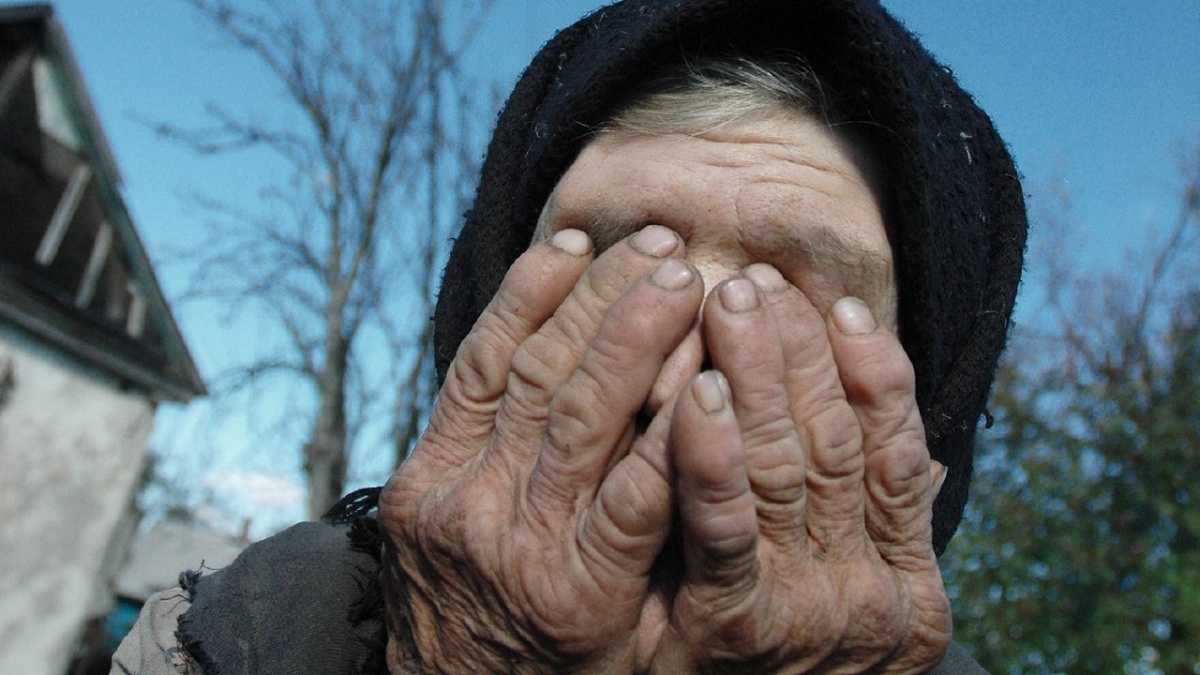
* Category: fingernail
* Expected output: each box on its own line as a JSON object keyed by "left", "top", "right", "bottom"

{"left": 548, "top": 229, "right": 592, "bottom": 256}
{"left": 630, "top": 225, "right": 679, "bottom": 257}
{"left": 650, "top": 259, "right": 694, "bottom": 290}
{"left": 693, "top": 371, "right": 728, "bottom": 414}
{"left": 743, "top": 264, "right": 787, "bottom": 291}
{"left": 931, "top": 461, "right": 947, "bottom": 498}
{"left": 718, "top": 278, "right": 758, "bottom": 312}
{"left": 832, "top": 296, "right": 876, "bottom": 335}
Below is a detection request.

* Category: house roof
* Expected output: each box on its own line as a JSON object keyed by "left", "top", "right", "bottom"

{"left": 0, "top": 3, "right": 205, "bottom": 401}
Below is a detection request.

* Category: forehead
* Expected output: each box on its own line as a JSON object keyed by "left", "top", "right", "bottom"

{"left": 539, "top": 112, "right": 889, "bottom": 258}
{"left": 535, "top": 112, "right": 897, "bottom": 327}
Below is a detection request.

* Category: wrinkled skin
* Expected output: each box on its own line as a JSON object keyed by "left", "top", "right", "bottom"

{"left": 379, "top": 116, "right": 951, "bottom": 673}
{"left": 378, "top": 235, "right": 950, "bottom": 673}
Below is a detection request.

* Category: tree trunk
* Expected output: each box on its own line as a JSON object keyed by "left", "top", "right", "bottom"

{"left": 165, "top": 0, "right": 493, "bottom": 525}
{"left": 305, "top": 331, "right": 349, "bottom": 519}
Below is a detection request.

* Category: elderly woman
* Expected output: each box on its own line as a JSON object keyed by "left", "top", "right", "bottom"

{"left": 114, "top": 1, "right": 1026, "bottom": 673}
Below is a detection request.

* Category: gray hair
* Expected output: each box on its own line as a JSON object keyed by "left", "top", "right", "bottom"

{"left": 532, "top": 53, "right": 871, "bottom": 245}
{"left": 602, "top": 52, "right": 835, "bottom": 137}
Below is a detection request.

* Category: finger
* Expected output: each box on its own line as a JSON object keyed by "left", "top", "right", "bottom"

{"left": 418, "top": 229, "right": 595, "bottom": 472}
{"left": 827, "top": 296, "right": 935, "bottom": 572}
{"left": 931, "top": 460, "right": 947, "bottom": 499}
{"left": 498, "top": 225, "right": 683, "bottom": 445}
{"left": 745, "top": 265, "right": 867, "bottom": 561}
{"left": 703, "top": 276, "right": 806, "bottom": 546}
{"left": 829, "top": 298, "right": 953, "bottom": 666}
{"left": 579, "top": 387, "right": 678, "bottom": 581}
{"left": 530, "top": 257, "right": 704, "bottom": 510}
{"left": 671, "top": 371, "right": 759, "bottom": 586}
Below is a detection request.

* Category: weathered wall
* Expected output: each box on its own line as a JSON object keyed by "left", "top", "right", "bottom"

{"left": 0, "top": 324, "right": 155, "bottom": 675}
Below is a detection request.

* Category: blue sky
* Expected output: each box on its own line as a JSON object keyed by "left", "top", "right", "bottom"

{"left": 16, "top": 0, "right": 1199, "bottom": 534}
{"left": 40, "top": 0, "right": 1200, "bottom": 303}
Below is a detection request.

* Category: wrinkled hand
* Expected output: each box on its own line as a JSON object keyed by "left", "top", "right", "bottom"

{"left": 381, "top": 226, "right": 697, "bottom": 672}
{"left": 378, "top": 226, "right": 950, "bottom": 674}
{"left": 648, "top": 264, "right": 950, "bottom": 673}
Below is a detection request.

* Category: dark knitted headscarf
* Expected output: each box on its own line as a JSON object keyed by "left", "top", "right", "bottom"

{"left": 434, "top": 0, "right": 1027, "bottom": 555}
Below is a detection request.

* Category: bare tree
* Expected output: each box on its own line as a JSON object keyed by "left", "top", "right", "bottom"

{"left": 162, "top": 0, "right": 492, "bottom": 517}
{"left": 941, "top": 142, "right": 1200, "bottom": 672}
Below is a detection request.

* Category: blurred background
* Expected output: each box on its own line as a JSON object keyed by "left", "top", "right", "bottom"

{"left": 0, "top": 1, "right": 1195, "bottom": 673}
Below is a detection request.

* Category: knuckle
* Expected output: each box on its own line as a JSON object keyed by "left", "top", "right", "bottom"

{"left": 805, "top": 405, "right": 865, "bottom": 479}
{"left": 555, "top": 291, "right": 607, "bottom": 342}
{"left": 786, "top": 361, "right": 847, "bottom": 419}
{"left": 599, "top": 296, "right": 671, "bottom": 351}
{"left": 542, "top": 409, "right": 601, "bottom": 471}
{"left": 581, "top": 338, "right": 633, "bottom": 388}
{"left": 489, "top": 282, "right": 545, "bottom": 338}
{"left": 703, "top": 525, "right": 760, "bottom": 568}
{"left": 578, "top": 498, "right": 648, "bottom": 577}
{"left": 845, "top": 344, "right": 916, "bottom": 403}
{"left": 425, "top": 484, "right": 514, "bottom": 576}
{"left": 687, "top": 513, "right": 761, "bottom": 589}
{"left": 866, "top": 490, "right": 931, "bottom": 547}
{"left": 753, "top": 499, "right": 806, "bottom": 539}
{"left": 597, "top": 473, "right": 656, "bottom": 542}
{"left": 526, "top": 456, "right": 581, "bottom": 513}
{"left": 389, "top": 488, "right": 468, "bottom": 569}
{"left": 857, "top": 398, "right": 924, "bottom": 449}
{"left": 548, "top": 360, "right": 621, "bottom": 447}
{"left": 745, "top": 440, "right": 806, "bottom": 510}
{"left": 509, "top": 333, "right": 573, "bottom": 396}
{"left": 589, "top": 243, "right": 657, "bottom": 298}
{"left": 451, "top": 328, "right": 512, "bottom": 401}
{"left": 378, "top": 467, "right": 426, "bottom": 535}
{"left": 740, "top": 416, "right": 801, "bottom": 455}
{"left": 866, "top": 439, "right": 933, "bottom": 508}
{"left": 499, "top": 244, "right": 585, "bottom": 311}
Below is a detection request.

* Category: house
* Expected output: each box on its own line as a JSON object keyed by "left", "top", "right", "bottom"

{"left": 0, "top": 4, "right": 206, "bottom": 673}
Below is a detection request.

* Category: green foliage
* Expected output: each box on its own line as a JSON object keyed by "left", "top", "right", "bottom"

{"left": 941, "top": 149, "right": 1200, "bottom": 674}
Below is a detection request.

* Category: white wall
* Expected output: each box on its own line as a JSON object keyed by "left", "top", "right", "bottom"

{"left": 0, "top": 326, "right": 155, "bottom": 675}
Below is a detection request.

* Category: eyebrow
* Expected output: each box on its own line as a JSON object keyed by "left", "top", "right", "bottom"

{"left": 535, "top": 199, "right": 897, "bottom": 327}
{"left": 540, "top": 198, "right": 889, "bottom": 272}
{"left": 580, "top": 212, "right": 639, "bottom": 255}
{"left": 756, "top": 223, "right": 892, "bottom": 279}
{"left": 532, "top": 200, "right": 631, "bottom": 253}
